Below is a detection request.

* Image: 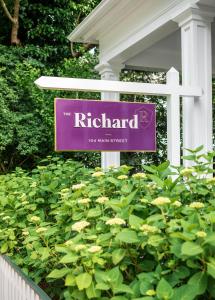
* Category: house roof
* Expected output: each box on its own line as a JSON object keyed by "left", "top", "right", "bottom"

{"left": 68, "top": 0, "right": 215, "bottom": 74}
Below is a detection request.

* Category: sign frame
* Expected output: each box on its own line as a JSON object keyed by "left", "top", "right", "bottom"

{"left": 54, "top": 98, "right": 156, "bottom": 153}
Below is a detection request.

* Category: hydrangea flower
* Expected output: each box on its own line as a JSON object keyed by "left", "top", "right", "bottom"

{"left": 36, "top": 227, "right": 48, "bottom": 234}
{"left": 72, "top": 221, "right": 90, "bottom": 232}
{"left": 72, "top": 183, "right": 86, "bottom": 190}
{"left": 96, "top": 196, "right": 109, "bottom": 204}
{"left": 189, "top": 202, "right": 204, "bottom": 209}
{"left": 92, "top": 171, "right": 105, "bottom": 177}
{"left": 22, "top": 230, "right": 29, "bottom": 236}
{"left": 78, "top": 198, "right": 91, "bottom": 204}
{"left": 74, "top": 244, "right": 86, "bottom": 252}
{"left": 172, "top": 201, "right": 182, "bottom": 207}
{"left": 151, "top": 197, "right": 171, "bottom": 206}
{"left": 140, "top": 224, "right": 158, "bottom": 234}
{"left": 180, "top": 168, "right": 195, "bottom": 177}
{"left": 88, "top": 245, "right": 102, "bottom": 253}
{"left": 132, "top": 173, "right": 146, "bottom": 179}
{"left": 117, "top": 175, "right": 128, "bottom": 180}
{"left": 30, "top": 216, "right": 41, "bottom": 223}
{"left": 196, "top": 231, "right": 207, "bottom": 238}
{"left": 106, "top": 217, "right": 126, "bottom": 225}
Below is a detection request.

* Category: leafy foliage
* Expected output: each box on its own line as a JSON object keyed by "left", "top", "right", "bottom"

{"left": 0, "top": 151, "right": 215, "bottom": 299}
{"left": 0, "top": 44, "right": 100, "bottom": 172}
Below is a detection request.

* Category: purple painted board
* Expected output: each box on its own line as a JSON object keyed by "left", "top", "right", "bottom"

{"left": 55, "top": 99, "right": 156, "bottom": 152}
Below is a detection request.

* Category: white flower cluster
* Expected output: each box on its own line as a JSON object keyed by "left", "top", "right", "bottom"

{"left": 132, "top": 173, "right": 146, "bottom": 179}
{"left": 92, "top": 171, "right": 105, "bottom": 177}
{"left": 22, "top": 229, "right": 29, "bottom": 236}
{"left": 30, "top": 182, "right": 37, "bottom": 188}
{"left": 106, "top": 217, "right": 126, "bottom": 226}
{"left": 96, "top": 196, "right": 109, "bottom": 204}
{"left": 151, "top": 197, "right": 171, "bottom": 206}
{"left": 180, "top": 168, "right": 195, "bottom": 177}
{"left": 72, "top": 221, "right": 90, "bottom": 232}
{"left": 196, "top": 231, "right": 207, "bottom": 238}
{"left": 140, "top": 224, "right": 158, "bottom": 235}
{"left": 30, "top": 216, "right": 41, "bottom": 223}
{"left": 72, "top": 183, "right": 86, "bottom": 190}
{"left": 74, "top": 244, "right": 86, "bottom": 252}
{"left": 88, "top": 245, "right": 102, "bottom": 253}
{"left": 36, "top": 227, "right": 47, "bottom": 234}
{"left": 117, "top": 175, "right": 128, "bottom": 180}
{"left": 189, "top": 202, "right": 204, "bottom": 209}
{"left": 172, "top": 201, "right": 182, "bottom": 207}
{"left": 78, "top": 198, "right": 91, "bottom": 204}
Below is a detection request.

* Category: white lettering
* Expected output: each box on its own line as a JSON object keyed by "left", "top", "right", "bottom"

{"left": 74, "top": 113, "right": 86, "bottom": 127}
{"left": 92, "top": 118, "right": 101, "bottom": 128}
{"left": 73, "top": 112, "right": 138, "bottom": 129}
{"left": 129, "top": 115, "right": 138, "bottom": 129}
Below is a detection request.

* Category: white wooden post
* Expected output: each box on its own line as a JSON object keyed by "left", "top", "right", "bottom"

{"left": 167, "top": 67, "right": 180, "bottom": 166}
{"left": 95, "top": 63, "right": 121, "bottom": 169}
{"left": 175, "top": 6, "right": 215, "bottom": 166}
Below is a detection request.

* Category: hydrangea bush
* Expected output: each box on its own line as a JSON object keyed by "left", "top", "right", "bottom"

{"left": 0, "top": 150, "right": 215, "bottom": 300}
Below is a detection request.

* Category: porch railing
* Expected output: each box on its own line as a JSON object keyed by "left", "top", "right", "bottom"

{"left": 0, "top": 255, "right": 51, "bottom": 300}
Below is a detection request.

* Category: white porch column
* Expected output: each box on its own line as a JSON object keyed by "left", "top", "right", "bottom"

{"left": 95, "top": 63, "right": 122, "bottom": 169}
{"left": 175, "top": 6, "right": 215, "bottom": 166}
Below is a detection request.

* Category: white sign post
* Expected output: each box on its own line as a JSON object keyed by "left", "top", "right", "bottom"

{"left": 35, "top": 67, "right": 202, "bottom": 169}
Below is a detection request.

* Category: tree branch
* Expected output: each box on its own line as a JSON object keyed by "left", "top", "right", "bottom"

{"left": 0, "top": 0, "right": 15, "bottom": 24}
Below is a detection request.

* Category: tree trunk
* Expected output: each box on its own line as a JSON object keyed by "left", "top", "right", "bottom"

{"left": 10, "top": 0, "right": 20, "bottom": 45}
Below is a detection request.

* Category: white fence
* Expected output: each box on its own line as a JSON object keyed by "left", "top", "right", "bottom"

{"left": 0, "top": 256, "right": 51, "bottom": 300}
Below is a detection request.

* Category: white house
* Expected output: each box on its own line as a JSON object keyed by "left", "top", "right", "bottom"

{"left": 68, "top": 0, "right": 215, "bottom": 168}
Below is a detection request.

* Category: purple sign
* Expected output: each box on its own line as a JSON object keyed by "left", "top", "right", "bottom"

{"left": 55, "top": 99, "right": 156, "bottom": 152}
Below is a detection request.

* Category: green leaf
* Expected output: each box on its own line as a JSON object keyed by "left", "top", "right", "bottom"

{"left": 181, "top": 241, "right": 203, "bottom": 256}
{"left": 143, "top": 165, "right": 157, "bottom": 174}
{"left": 88, "top": 190, "right": 101, "bottom": 197}
{"left": 86, "top": 282, "right": 101, "bottom": 299}
{"left": 116, "top": 229, "right": 139, "bottom": 244}
{"left": 173, "top": 284, "right": 198, "bottom": 300}
{"left": 65, "top": 273, "right": 75, "bottom": 286}
{"left": 60, "top": 253, "right": 78, "bottom": 264}
{"left": 156, "top": 278, "right": 173, "bottom": 300}
{"left": 121, "top": 184, "right": 133, "bottom": 194}
{"left": 203, "top": 233, "right": 215, "bottom": 246}
{"left": 47, "top": 268, "right": 70, "bottom": 279}
{"left": 96, "top": 282, "right": 110, "bottom": 290}
{"left": 87, "top": 207, "right": 101, "bottom": 218}
{"left": 148, "top": 175, "right": 164, "bottom": 188}
{"left": 125, "top": 190, "right": 137, "bottom": 204}
{"left": 107, "top": 177, "right": 119, "bottom": 186}
{"left": 112, "top": 248, "right": 126, "bottom": 265}
{"left": 111, "top": 297, "right": 128, "bottom": 300}
{"left": 147, "top": 235, "right": 164, "bottom": 247}
{"left": 157, "top": 161, "right": 170, "bottom": 172}
{"left": 95, "top": 270, "right": 109, "bottom": 284}
{"left": 39, "top": 247, "right": 50, "bottom": 261}
{"left": 182, "top": 155, "right": 196, "bottom": 161}
{"left": 1, "top": 242, "right": 8, "bottom": 254}
{"left": 108, "top": 267, "right": 123, "bottom": 285}
{"left": 129, "top": 214, "right": 143, "bottom": 229}
{"left": 207, "top": 260, "right": 215, "bottom": 279}
{"left": 187, "top": 272, "right": 207, "bottom": 295}
{"left": 113, "top": 284, "right": 134, "bottom": 294}
{"left": 75, "top": 272, "right": 92, "bottom": 290}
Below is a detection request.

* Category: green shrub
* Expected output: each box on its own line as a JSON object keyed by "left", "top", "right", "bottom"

{"left": 0, "top": 151, "right": 215, "bottom": 300}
